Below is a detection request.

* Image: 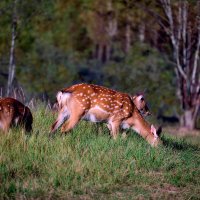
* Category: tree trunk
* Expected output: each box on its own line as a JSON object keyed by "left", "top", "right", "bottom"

{"left": 7, "top": 0, "right": 17, "bottom": 96}
{"left": 180, "top": 109, "right": 196, "bottom": 130}
{"left": 97, "top": 44, "right": 103, "bottom": 62}
{"left": 105, "top": 44, "right": 111, "bottom": 61}
{"left": 139, "top": 23, "right": 145, "bottom": 43}
{"left": 159, "top": 0, "right": 200, "bottom": 130}
{"left": 125, "top": 23, "right": 131, "bottom": 53}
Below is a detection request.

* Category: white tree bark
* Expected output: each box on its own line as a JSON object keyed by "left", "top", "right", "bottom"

{"left": 160, "top": 0, "right": 200, "bottom": 130}
{"left": 125, "top": 23, "right": 131, "bottom": 53}
{"left": 7, "top": 0, "right": 17, "bottom": 96}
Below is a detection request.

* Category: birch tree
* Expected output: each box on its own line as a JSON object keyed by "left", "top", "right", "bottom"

{"left": 159, "top": 0, "right": 200, "bottom": 130}
{"left": 7, "top": 0, "right": 17, "bottom": 96}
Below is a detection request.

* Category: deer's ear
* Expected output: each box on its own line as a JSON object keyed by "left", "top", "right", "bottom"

{"left": 138, "top": 95, "right": 144, "bottom": 102}
{"left": 151, "top": 125, "right": 162, "bottom": 138}
{"left": 151, "top": 125, "right": 157, "bottom": 135}
{"left": 151, "top": 124, "right": 159, "bottom": 138}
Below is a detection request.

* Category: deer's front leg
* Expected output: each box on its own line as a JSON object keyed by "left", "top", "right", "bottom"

{"left": 108, "top": 120, "right": 121, "bottom": 139}
{"left": 1, "top": 117, "right": 12, "bottom": 133}
{"left": 107, "top": 123, "right": 127, "bottom": 138}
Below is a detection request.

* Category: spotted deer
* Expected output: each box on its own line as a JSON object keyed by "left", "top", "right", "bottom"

{"left": 0, "top": 97, "right": 33, "bottom": 132}
{"left": 51, "top": 83, "right": 162, "bottom": 147}
{"left": 53, "top": 92, "right": 150, "bottom": 117}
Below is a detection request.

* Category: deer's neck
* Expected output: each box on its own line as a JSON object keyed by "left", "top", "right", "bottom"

{"left": 131, "top": 108, "right": 154, "bottom": 141}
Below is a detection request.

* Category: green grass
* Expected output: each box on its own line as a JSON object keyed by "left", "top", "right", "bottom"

{"left": 0, "top": 107, "right": 200, "bottom": 199}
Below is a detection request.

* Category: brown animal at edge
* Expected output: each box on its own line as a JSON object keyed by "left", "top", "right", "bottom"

{"left": 51, "top": 83, "right": 162, "bottom": 147}
{"left": 0, "top": 97, "right": 33, "bottom": 133}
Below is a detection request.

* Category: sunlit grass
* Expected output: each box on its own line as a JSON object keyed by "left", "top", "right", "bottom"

{"left": 0, "top": 107, "right": 199, "bottom": 199}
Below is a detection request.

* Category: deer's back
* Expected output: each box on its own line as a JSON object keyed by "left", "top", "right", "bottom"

{"left": 62, "top": 83, "right": 134, "bottom": 120}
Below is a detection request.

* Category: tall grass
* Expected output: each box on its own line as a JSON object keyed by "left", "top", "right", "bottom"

{"left": 0, "top": 106, "right": 200, "bottom": 199}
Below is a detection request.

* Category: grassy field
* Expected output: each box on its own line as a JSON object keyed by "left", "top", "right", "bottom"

{"left": 0, "top": 107, "right": 200, "bottom": 199}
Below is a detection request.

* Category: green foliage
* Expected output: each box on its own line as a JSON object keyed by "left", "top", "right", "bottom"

{"left": 0, "top": 108, "right": 199, "bottom": 199}
{"left": 17, "top": 38, "right": 78, "bottom": 97}
{"left": 103, "top": 43, "right": 176, "bottom": 113}
{"left": 0, "top": 0, "right": 197, "bottom": 125}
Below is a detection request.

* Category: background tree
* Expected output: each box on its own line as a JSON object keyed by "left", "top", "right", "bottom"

{"left": 158, "top": 0, "right": 200, "bottom": 130}
{"left": 0, "top": 0, "right": 199, "bottom": 128}
{"left": 7, "top": 0, "right": 17, "bottom": 96}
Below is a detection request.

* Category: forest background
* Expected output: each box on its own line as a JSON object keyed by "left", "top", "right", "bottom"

{"left": 0, "top": 0, "right": 199, "bottom": 130}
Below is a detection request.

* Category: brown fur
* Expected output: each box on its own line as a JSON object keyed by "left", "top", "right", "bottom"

{"left": 0, "top": 97, "right": 33, "bottom": 133}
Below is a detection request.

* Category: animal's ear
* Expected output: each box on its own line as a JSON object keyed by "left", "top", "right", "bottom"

{"left": 133, "top": 94, "right": 144, "bottom": 101}
{"left": 157, "top": 126, "right": 162, "bottom": 137}
{"left": 138, "top": 95, "right": 144, "bottom": 102}
{"left": 150, "top": 124, "right": 157, "bottom": 138}
{"left": 151, "top": 125, "right": 162, "bottom": 138}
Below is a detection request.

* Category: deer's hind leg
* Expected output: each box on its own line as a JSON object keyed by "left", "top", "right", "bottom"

{"left": 51, "top": 106, "right": 69, "bottom": 133}
{"left": 61, "top": 99, "right": 86, "bottom": 133}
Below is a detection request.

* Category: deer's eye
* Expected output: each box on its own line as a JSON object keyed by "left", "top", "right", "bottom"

{"left": 140, "top": 97, "right": 144, "bottom": 101}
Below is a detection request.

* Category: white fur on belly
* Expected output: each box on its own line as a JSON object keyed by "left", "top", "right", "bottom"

{"left": 83, "top": 113, "right": 99, "bottom": 122}
{"left": 121, "top": 122, "right": 130, "bottom": 129}
{"left": 83, "top": 105, "right": 109, "bottom": 122}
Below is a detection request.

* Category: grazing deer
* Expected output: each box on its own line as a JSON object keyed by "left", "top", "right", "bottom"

{"left": 0, "top": 97, "right": 33, "bottom": 132}
{"left": 51, "top": 83, "right": 162, "bottom": 147}
{"left": 52, "top": 93, "right": 150, "bottom": 116}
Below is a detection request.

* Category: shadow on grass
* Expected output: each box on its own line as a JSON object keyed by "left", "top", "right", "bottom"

{"left": 161, "top": 135, "right": 200, "bottom": 151}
